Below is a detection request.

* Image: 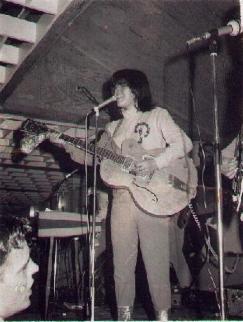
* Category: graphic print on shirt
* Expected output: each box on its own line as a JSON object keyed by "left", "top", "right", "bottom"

{"left": 134, "top": 122, "right": 150, "bottom": 143}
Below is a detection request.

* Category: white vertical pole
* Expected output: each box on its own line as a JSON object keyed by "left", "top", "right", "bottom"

{"left": 240, "top": 0, "right": 243, "bottom": 29}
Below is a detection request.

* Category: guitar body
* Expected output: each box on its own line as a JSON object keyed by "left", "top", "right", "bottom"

{"left": 100, "top": 139, "right": 197, "bottom": 217}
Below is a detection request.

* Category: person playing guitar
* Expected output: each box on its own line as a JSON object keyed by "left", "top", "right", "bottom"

{"left": 20, "top": 69, "right": 197, "bottom": 321}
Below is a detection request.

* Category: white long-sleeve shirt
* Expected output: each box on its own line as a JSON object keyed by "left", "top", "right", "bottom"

{"left": 62, "top": 107, "right": 192, "bottom": 171}
{"left": 105, "top": 107, "right": 193, "bottom": 169}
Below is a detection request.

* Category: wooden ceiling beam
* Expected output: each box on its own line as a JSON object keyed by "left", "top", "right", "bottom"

{"left": 0, "top": 13, "right": 37, "bottom": 43}
{"left": 0, "top": 66, "right": 8, "bottom": 84}
{"left": 4, "top": 0, "right": 59, "bottom": 15}
{"left": 0, "top": 187, "right": 47, "bottom": 193}
{"left": 0, "top": 162, "right": 66, "bottom": 172}
{"left": 0, "top": 44, "right": 19, "bottom": 65}
{"left": 0, "top": 138, "right": 10, "bottom": 144}
{"left": 0, "top": 153, "right": 45, "bottom": 162}
{"left": 0, "top": 0, "right": 76, "bottom": 91}
{"left": 0, "top": 112, "right": 87, "bottom": 129}
{"left": 0, "top": 0, "right": 90, "bottom": 102}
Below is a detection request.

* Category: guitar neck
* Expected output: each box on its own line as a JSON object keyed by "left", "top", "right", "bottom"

{"left": 57, "top": 131, "right": 132, "bottom": 168}
{"left": 22, "top": 118, "right": 134, "bottom": 169}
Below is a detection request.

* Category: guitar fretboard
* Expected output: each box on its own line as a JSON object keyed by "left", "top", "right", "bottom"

{"left": 23, "top": 119, "right": 135, "bottom": 170}
{"left": 57, "top": 132, "right": 134, "bottom": 169}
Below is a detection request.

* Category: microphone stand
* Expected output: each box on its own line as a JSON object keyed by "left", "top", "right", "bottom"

{"left": 83, "top": 97, "right": 114, "bottom": 320}
{"left": 89, "top": 108, "right": 99, "bottom": 322}
{"left": 51, "top": 168, "right": 80, "bottom": 196}
{"left": 41, "top": 167, "right": 80, "bottom": 318}
{"left": 209, "top": 37, "right": 225, "bottom": 320}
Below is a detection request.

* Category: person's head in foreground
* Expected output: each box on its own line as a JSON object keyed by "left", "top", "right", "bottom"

{"left": 0, "top": 215, "right": 39, "bottom": 321}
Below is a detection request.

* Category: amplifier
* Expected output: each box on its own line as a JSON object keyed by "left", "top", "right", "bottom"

{"left": 226, "top": 285, "right": 243, "bottom": 317}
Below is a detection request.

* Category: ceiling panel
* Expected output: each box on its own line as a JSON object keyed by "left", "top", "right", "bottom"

{"left": 0, "top": 114, "right": 95, "bottom": 214}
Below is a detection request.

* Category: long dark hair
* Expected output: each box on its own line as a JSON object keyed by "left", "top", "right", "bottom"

{"left": 103, "top": 69, "right": 154, "bottom": 120}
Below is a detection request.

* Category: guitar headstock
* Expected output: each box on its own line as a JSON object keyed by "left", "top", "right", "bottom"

{"left": 21, "top": 119, "right": 48, "bottom": 135}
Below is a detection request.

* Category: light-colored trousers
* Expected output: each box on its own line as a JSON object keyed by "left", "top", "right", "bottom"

{"left": 111, "top": 189, "right": 171, "bottom": 311}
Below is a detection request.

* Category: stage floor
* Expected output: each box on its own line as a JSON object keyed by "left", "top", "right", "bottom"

{"left": 8, "top": 290, "right": 241, "bottom": 321}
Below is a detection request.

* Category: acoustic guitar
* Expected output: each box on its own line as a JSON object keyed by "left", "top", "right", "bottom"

{"left": 20, "top": 119, "right": 198, "bottom": 217}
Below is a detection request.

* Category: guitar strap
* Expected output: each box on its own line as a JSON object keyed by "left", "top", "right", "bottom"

{"left": 112, "top": 119, "right": 123, "bottom": 138}
{"left": 97, "top": 119, "right": 123, "bottom": 156}
{"left": 111, "top": 119, "right": 124, "bottom": 154}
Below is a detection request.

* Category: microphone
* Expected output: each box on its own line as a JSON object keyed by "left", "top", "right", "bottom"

{"left": 187, "top": 20, "right": 242, "bottom": 47}
{"left": 93, "top": 96, "right": 117, "bottom": 113}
